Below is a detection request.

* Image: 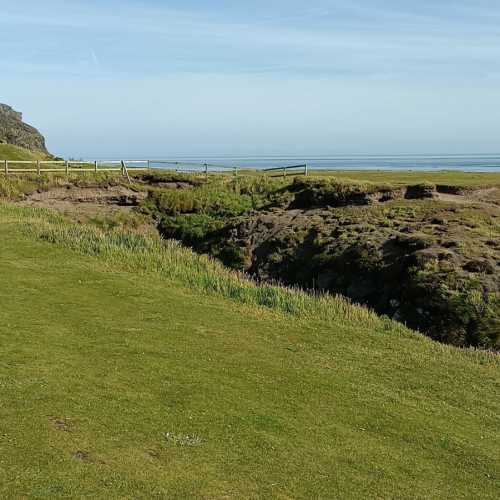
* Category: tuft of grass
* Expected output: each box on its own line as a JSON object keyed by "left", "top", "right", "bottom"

{"left": 6, "top": 205, "right": 389, "bottom": 330}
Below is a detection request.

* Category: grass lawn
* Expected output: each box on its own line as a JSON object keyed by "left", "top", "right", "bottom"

{"left": 304, "top": 170, "right": 500, "bottom": 186}
{"left": 236, "top": 168, "right": 500, "bottom": 186}
{"left": 0, "top": 204, "right": 499, "bottom": 498}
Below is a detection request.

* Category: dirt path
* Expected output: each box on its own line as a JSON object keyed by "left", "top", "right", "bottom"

{"left": 435, "top": 187, "right": 500, "bottom": 209}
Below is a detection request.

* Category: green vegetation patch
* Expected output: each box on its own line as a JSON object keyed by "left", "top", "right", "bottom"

{"left": 0, "top": 143, "right": 49, "bottom": 161}
{"left": 140, "top": 175, "right": 288, "bottom": 246}
{"left": 0, "top": 172, "right": 127, "bottom": 200}
{"left": 306, "top": 169, "right": 500, "bottom": 187}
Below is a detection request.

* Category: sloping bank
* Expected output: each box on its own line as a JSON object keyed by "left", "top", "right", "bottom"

{"left": 1, "top": 203, "right": 406, "bottom": 335}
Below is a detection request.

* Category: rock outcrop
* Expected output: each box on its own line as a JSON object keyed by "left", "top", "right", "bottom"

{"left": 0, "top": 103, "right": 49, "bottom": 155}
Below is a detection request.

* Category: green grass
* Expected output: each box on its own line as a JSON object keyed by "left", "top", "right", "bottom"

{"left": 0, "top": 143, "right": 49, "bottom": 161}
{"left": 0, "top": 203, "right": 499, "bottom": 498}
{"left": 157, "top": 168, "right": 500, "bottom": 188}
{"left": 1, "top": 169, "right": 500, "bottom": 203}
{"left": 232, "top": 168, "right": 500, "bottom": 187}
{"left": 7, "top": 205, "right": 398, "bottom": 330}
{"left": 305, "top": 169, "right": 500, "bottom": 187}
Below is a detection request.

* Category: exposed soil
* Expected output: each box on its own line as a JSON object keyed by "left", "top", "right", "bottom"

{"left": 19, "top": 184, "right": 146, "bottom": 209}
{"left": 436, "top": 188, "right": 500, "bottom": 206}
{"left": 17, "top": 184, "right": 153, "bottom": 232}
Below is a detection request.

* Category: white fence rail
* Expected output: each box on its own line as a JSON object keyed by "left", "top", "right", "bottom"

{"left": 1, "top": 159, "right": 309, "bottom": 178}
{"left": 263, "top": 164, "right": 308, "bottom": 177}
{"left": 1, "top": 160, "right": 151, "bottom": 176}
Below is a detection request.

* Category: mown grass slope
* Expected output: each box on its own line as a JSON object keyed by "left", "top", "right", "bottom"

{"left": 0, "top": 203, "right": 498, "bottom": 498}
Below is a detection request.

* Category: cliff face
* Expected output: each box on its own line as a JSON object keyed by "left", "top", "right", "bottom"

{"left": 0, "top": 103, "right": 49, "bottom": 155}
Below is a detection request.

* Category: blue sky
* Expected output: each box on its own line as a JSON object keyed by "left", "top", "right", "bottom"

{"left": 1, "top": 0, "right": 499, "bottom": 157}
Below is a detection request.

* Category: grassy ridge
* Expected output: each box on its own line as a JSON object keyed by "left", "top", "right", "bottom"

{"left": 12, "top": 203, "right": 497, "bottom": 365}
{"left": 297, "top": 170, "right": 500, "bottom": 186}
{"left": 4, "top": 204, "right": 401, "bottom": 334}
{"left": 0, "top": 203, "right": 499, "bottom": 498}
{"left": 0, "top": 171, "right": 127, "bottom": 200}
{"left": 0, "top": 143, "right": 49, "bottom": 161}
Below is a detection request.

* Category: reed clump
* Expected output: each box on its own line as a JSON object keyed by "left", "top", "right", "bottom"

{"left": 1, "top": 203, "right": 498, "bottom": 366}
{"left": 2, "top": 204, "right": 395, "bottom": 330}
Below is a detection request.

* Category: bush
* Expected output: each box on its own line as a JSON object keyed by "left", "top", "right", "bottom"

{"left": 158, "top": 214, "right": 226, "bottom": 246}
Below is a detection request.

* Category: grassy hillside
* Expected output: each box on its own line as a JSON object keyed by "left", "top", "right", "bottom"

{"left": 0, "top": 143, "right": 49, "bottom": 161}
{"left": 0, "top": 203, "right": 498, "bottom": 498}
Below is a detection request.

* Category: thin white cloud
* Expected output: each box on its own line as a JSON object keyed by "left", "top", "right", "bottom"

{"left": 90, "top": 50, "right": 100, "bottom": 68}
{"left": 1, "top": 0, "right": 499, "bottom": 82}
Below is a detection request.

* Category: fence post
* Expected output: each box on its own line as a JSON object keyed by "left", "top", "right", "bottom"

{"left": 305, "top": 164, "right": 308, "bottom": 176}
{"left": 37, "top": 160, "right": 41, "bottom": 175}
{"left": 65, "top": 161, "right": 69, "bottom": 175}
{"left": 147, "top": 160, "right": 151, "bottom": 171}
{"left": 204, "top": 163, "right": 208, "bottom": 180}
{"left": 121, "top": 160, "right": 132, "bottom": 183}
{"left": 4, "top": 160, "right": 7, "bottom": 175}
{"left": 94, "top": 160, "right": 98, "bottom": 173}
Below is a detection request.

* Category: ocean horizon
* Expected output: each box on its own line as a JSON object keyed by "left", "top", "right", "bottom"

{"left": 99, "top": 154, "right": 500, "bottom": 172}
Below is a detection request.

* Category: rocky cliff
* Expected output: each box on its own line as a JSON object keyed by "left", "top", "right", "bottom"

{"left": 0, "top": 103, "right": 49, "bottom": 155}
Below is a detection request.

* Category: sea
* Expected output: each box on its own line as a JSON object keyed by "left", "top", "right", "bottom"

{"left": 143, "top": 155, "right": 500, "bottom": 173}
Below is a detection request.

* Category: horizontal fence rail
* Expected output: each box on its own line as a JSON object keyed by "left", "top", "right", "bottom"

{"left": 151, "top": 160, "right": 238, "bottom": 175}
{"left": 263, "top": 164, "right": 308, "bottom": 177}
{"left": 0, "top": 159, "right": 309, "bottom": 178}
{"left": 1, "top": 160, "right": 149, "bottom": 176}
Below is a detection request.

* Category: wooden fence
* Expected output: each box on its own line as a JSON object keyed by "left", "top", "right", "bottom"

{"left": 1, "top": 160, "right": 150, "bottom": 176}
{"left": 263, "top": 164, "right": 308, "bottom": 177}
{"left": 152, "top": 160, "right": 238, "bottom": 176}
{"left": 0, "top": 159, "right": 309, "bottom": 178}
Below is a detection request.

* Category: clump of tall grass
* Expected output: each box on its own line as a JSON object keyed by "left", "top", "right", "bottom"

{"left": 141, "top": 174, "right": 286, "bottom": 218}
{"left": 38, "top": 222, "right": 385, "bottom": 325}
{"left": 292, "top": 177, "right": 395, "bottom": 195}
{"left": 2, "top": 204, "right": 391, "bottom": 329}
{"left": 0, "top": 175, "right": 38, "bottom": 199}
{"left": 1, "top": 203, "right": 498, "bottom": 365}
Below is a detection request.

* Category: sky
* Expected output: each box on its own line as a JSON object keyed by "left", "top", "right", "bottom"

{"left": 1, "top": 0, "right": 499, "bottom": 158}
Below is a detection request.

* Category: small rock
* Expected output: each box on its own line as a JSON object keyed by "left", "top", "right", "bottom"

{"left": 389, "top": 299, "right": 400, "bottom": 308}
{"left": 73, "top": 450, "right": 89, "bottom": 461}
